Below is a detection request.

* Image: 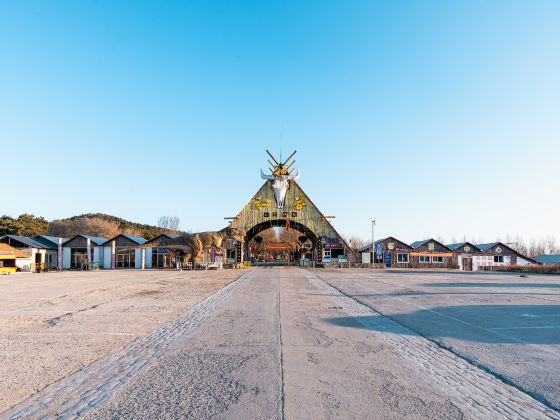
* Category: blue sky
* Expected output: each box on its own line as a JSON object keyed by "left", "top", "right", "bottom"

{"left": 1, "top": 1, "right": 559, "bottom": 243}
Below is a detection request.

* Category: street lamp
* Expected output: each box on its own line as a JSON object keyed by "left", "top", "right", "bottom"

{"left": 371, "top": 220, "right": 376, "bottom": 264}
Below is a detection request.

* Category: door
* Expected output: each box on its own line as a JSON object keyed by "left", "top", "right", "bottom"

{"left": 35, "top": 252, "right": 42, "bottom": 272}
{"left": 463, "top": 257, "right": 473, "bottom": 271}
{"left": 383, "top": 252, "right": 392, "bottom": 268}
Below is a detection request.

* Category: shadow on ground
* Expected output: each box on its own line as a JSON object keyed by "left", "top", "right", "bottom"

{"left": 421, "top": 282, "right": 560, "bottom": 288}
{"left": 324, "top": 305, "right": 560, "bottom": 344}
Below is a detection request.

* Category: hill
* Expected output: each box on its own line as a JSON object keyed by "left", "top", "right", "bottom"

{"left": 0, "top": 213, "right": 182, "bottom": 240}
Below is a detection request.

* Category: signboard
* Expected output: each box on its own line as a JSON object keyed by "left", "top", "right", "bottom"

{"left": 324, "top": 243, "right": 343, "bottom": 249}
{"left": 383, "top": 252, "right": 392, "bottom": 267}
{"left": 236, "top": 242, "right": 242, "bottom": 263}
{"left": 375, "top": 243, "right": 383, "bottom": 256}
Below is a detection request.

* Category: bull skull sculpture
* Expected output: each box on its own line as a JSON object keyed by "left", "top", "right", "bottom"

{"left": 260, "top": 150, "right": 300, "bottom": 209}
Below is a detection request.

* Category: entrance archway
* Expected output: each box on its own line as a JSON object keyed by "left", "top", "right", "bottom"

{"left": 244, "top": 220, "right": 318, "bottom": 265}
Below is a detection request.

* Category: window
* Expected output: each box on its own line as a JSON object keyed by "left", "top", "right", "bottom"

{"left": 494, "top": 255, "right": 504, "bottom": 263}
{"left": 0, "top": 259, "right": 16, "bottom": 268}
{"left": 70, "top": 248, "right": 89, "bottom": 269}
{"left": 397, "top": 253, "right": 409, "bottom": 263}
{"left": 419, "top": 256, "right": 430, "bottom": 263}
{"left": 116, "top": 249, "right": 135, "bottom": 268}
{"left": 432, "top": 256, "right": 444, "bottom": 263}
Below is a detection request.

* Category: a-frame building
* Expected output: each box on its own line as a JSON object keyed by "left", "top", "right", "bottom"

{"left": 230, "top": 151, "right": 356, "bottom": 263}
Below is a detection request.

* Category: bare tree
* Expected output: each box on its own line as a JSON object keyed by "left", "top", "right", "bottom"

{"left": 158, "top": 216, "right": 180, "bottom": 231}
{"left": 345, "top": 236, "right": 368, "bottom": 252}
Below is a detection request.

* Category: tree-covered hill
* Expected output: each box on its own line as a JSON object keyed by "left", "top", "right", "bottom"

{"left": 0, "top": 213, "right": 182, "bottom": 240}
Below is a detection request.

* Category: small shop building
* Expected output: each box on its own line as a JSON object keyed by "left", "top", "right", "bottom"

{"left": 473, "top": 242, "right": 537, "bottom": 270}
{"left": 0, "top": 243, "right": 30, "bottom": 273}
{"left": 446, "top": 242, "right": 481, "bottom": 271}
{"left": 142, "top": 233, "right": 180, "bottom": 269}
{"left": 410, "top": 239, "right": 455, "bottom": 269}
{"left": 62, "top": 235, "right": 107, "bottom": 269}
{"left": 358, "top": 237, "right": 413, "bottom": 267}
{"left": 0, "top": 235, "right": 65, "bottom": 270}
{"left": 102, "top": 234, "right": 149, "bottom": 269}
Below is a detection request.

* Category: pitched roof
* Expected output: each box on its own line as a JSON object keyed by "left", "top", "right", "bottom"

{"left": 143, "top": 233, "right": 179, "bottom": 246}
{"left": 475, "top": 242, "right": 499, "bottom": 251}
{"left": 35, "top": 235, "right": 69, "bottom": 246}
{"left": 357, "top": 237, "right": 412, "bottom": 253}
{"left": 0, "top": 243, "right": 31, "bottom": 258}
{"left": 102, "top": 234, "right": 147, "bottom": 246}
{"left": 534, "top": 254, "right": 560, "bottom": 265}
{"left": 410, "top": 239, "right": 431, "bottom": 249}
{"left": 63, "top": 235, "right": 108, "bottom": 246}
{"left": 446, "top": 242, "right": 481, "bottom": 251}
{"left": 1, "top": 235, "right": 48, "bottom": 249}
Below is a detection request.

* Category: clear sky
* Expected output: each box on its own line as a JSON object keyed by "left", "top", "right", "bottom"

{"left": 1, "top": 1, "right": 559, "bottom": 243}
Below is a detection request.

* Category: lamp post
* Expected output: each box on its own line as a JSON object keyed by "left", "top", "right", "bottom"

{"left": 371, "top": 220, "right": 376, "bottom": 264}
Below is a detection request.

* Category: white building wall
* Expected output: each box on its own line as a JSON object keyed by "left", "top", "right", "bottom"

{"left": 16, "top": 258, "right": 33, "bottom": 269}
{"left": 103, "top": 246, "right": 112, "bottom": 269}
{"left": 135, "top": 249, "right": 142, "bottom": 269}
{"left": 62, "top": 247, "right": 71, "bottom": 269}
{"left": 93, "top": 246, "right": 103, "bottom": 266}
{"left": 145, "top": 248, "right": 153, "bottom": 268}
{"left": 516, "top": 256, "right": 533, "bottom": 265}
{"left": 473, "top": 255, "right": 511, "bottom": 271}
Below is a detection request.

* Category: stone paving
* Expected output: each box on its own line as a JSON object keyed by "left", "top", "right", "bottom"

{"left": 3, "top": 268, "right": 559, "bottom": 419}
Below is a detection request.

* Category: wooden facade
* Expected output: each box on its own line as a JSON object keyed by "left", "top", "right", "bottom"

{"left": 447, "top": 242, "right": 480, "bottom": 271}
{"left": 230, "top": 180, "right": 357, "bottom": 263}
{"left": 409, "top": 239, "right": 455, "bottom": 269}
{"left": 360, "top": 237, "right": 413, "bottom": 268}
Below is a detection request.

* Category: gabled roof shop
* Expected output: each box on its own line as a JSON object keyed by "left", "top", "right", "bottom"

{"left": 101, "top": 234, "right": 148, "bottom": 269}
{"left": 473, "top": 242, "right": 537, "bottom": 270}
{"left": 62, "top": 235, "right": 107, "bottom": 270}
{"left": 142, "top": 234, "right": 179, "bottom": 269}
{"left": 410, "top": 239, "right": 455, "bottom": 269}
{"left": 0, "top": 235, "right": 65, "bottom": 270}
{"left": 446, "top": 242, "right": 481, "bottom": 271}
{"left": 0, "top": 243, "right": 30, "bottom": 273}
{"left": 358, "top": 237, "right": 412, "bottom": 267}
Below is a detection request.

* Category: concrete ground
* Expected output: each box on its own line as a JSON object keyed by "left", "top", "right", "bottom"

{"left": 0, "top": 269, "right": 245, "bottom": 413}
{"left": 2, "top": 268, "right": 559, "bottom": 419}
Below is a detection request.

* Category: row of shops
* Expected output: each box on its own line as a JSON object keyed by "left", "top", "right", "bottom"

{"left": 358, "top": 237, "right": 538, "bottom": 271}
{"left": 0, "top": 233, "right": 198, "bottom": 271}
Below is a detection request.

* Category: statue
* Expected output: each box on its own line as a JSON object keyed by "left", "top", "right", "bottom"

{"left": 155, "top": 226, "right": 245, "bottom": 265}
{"left": 260, "top": 150, "right": 300, "bottom": 209}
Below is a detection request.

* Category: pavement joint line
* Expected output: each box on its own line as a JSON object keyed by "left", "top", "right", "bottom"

{"left": 2, "top": 270, "right": 255, "bottom": 419}
{"left": 277, "top": 275, "right": 285, "bottom": 420}
{"left": 304, "top": 269, "right": 560, "bottom": 419}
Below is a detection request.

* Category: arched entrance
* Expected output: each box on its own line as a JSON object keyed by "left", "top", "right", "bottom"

{"left": 244, "top": 220, "right": 318, "bottom": 265}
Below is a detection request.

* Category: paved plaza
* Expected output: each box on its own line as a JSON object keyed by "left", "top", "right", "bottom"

{"left": 2, "top": 268, "right": 560, "bottom": 419}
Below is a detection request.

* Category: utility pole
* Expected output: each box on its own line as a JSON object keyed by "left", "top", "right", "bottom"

{"left": 371, "top": 220, "right": 376, "bottom": 264}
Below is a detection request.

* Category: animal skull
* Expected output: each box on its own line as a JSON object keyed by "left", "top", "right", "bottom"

{"left": 260, "top": 169, "right": 300, "bottom": 209}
